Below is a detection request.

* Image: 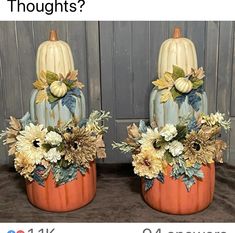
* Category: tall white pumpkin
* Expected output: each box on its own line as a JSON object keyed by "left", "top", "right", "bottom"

{"left": 30, "top": 30, "right": 86, "bottom": 127}
{"left": 150, "top": 28, "right": 207, "bottom": 127}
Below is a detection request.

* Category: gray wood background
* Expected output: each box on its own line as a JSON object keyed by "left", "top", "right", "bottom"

{"left": 0, "top": 21, "right": 235, "bottom": 165}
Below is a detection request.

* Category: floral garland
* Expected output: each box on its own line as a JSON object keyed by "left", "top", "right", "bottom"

{"left": 152, "top": 65, "right": 205, "bottom": 111}
{"left": 113, "top": 112, "right": 230, "bottom": 191}
{"left": 1, "top": 110, "right": 110, "bottom": 186}
{"left": 33, "top": 70, "right": 84, "bottom": 114}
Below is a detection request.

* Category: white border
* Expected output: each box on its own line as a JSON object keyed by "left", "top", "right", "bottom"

{"left": 0, "top": 223, "right": 234, "bottom": 233}
{"left": 0, "top": 0, "right": 234, "bottom": 20}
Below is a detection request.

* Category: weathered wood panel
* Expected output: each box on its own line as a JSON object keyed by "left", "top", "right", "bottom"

{"left": 99, "top": 22, "right": 116, "bottom": 163}
{"left": 204, "top": 21, "right": 220, "bottom": 114}
{"left": 217, "top": 22, "right": 233, "bottom": 162}
{"left": 86, "top": 22, "right": 101, "bottom": 113}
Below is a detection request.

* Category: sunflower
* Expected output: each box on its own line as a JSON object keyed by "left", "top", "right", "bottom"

{"left": 132, "top": 150, "right": 166, "bottom": 179}
{"left": 16, "top": 123, "right": 47, "bottom": 164}
{"left": 63, "top": 126, "right": 97, "bottom": 168}
{"left": 14, "top": 152, "right": 36, "bottom": 181}
{"left": 183, "top": 130, "right": 216, "bottom": 165}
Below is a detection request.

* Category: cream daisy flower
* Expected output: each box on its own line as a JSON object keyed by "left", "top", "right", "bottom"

{"left": 139, "top": 127, "right": 160, "bottom": 146}
{"left": 16, "top": 123, "right": 47, "bottom": 165}
{"left": 139, "top": 127, "right": 166, "bottom": 159}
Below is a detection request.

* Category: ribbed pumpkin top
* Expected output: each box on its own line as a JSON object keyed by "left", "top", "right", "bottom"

{"left": 49, "top": 30, "right": 58, "bottom": 41}
{"left": 173, "top": 27, "right": 181, "bottom": 39}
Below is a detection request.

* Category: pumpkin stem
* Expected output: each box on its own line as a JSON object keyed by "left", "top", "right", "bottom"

{"left": 49, "top": 30, "right": 58, "bottom": 41}
{"left": 173, "top": 27, "right": 181, "bottom": 39}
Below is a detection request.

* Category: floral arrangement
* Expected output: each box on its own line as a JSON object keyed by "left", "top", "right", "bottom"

{"left": 33, "top": 70, "right": 84, "bottom": 113}
{"left": 152, "top": 65, "right": 205, "bottom": 111}
{"left": 113, "top": 112, "right": 230, "bottom": 191}
{"left": 1, "top": 110, "right": 110, "bottom": 186}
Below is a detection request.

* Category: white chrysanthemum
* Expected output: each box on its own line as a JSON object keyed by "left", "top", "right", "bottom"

{"left": 16, "top": 123, "right": 47, "bottom": 164}
{"left": 168, "top": 140, "right": 184, "bottom": 157}
{"left": 139, "top": 127, "right": 160, "bottom": 146}
{"left": 44, "top": 148, "right": 62, "bottom": 163}
{"left": 160, "top": 124, "right": 177, "bottom": 141}
{"left": 45, "top": 131, "right": 62, "bottom": 146}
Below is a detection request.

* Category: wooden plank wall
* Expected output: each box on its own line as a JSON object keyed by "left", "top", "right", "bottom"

{"left": 0, "top": 21, "right": 235, "bottom": 165}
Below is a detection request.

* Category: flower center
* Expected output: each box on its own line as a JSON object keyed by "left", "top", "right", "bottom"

{"left": 33, "top": 139, "right": 40, "bottom": 148}
{"left": 72, "top": 141, "right": 80, "bottom": 150}
{"left": 144, "top": 159, "right": 151, "bottom": 167}
{"left": 66, "top": 127, "right": 73, "bottom": 133}
{"left": 192, "top": 141, "right": 201, "bottom": 151}
{"left": 153, "top": 140, "right": 160, "bottom": 149}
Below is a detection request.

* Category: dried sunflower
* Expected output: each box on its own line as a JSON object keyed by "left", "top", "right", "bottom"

{"left": 14, "top": 152, "right": 36, "bottom": 181}
{"left": 183, "top": 130, "right": 216, "bottom": 165}
{"left": 63, "top": 127, "right": 97, "bottom": 168}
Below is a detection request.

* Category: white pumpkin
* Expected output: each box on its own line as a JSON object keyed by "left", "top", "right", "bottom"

{"left": 36, "top": 30, "right": 74, "bottom": 78}
{"left": 150, "top": 27, "right": 207, "bottom": 127}
{"left": 50, "top": 81, "right": 68, "bottom": 97}
{"left": 174, "top": 78, "right": 193, "bottom": 93}
{"left": 158, "top": 27, "right": 198, "bottom": 78}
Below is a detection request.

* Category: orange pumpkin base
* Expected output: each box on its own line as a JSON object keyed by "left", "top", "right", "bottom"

{"left": 141, "top": 164, "right": 215, "bottom": 215}
{"left": 26, "top": 162, "right": 96, "bottom": 212}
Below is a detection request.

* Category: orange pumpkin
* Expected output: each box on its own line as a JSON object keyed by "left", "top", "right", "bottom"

{"left": 26, "top": 162, "right": 96, "bottom": 212}
{"left": 141, "top": 164, "right": 215, "bottom": 214}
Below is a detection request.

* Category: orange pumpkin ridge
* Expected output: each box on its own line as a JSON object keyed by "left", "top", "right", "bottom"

{"left": 26, "top": 162, "right": 96, "bottom": 212}
{"left": 142, "top": 164, "right": 215, "bottom": 214}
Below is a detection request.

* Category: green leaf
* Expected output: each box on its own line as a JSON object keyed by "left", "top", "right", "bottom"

{"left": 32, "top": 165, "right": 48, "bottom": 186}
{"left": 175, "top": 125, "right": 188, "bottom": 141}
{"left": 46, "top": 71, "right": 59, "bottom": 85}
{"left": 47, "top": 90, "right": 59, "bottom": 103}
{"left": 172, "top": 65, "right": 185, "bottom": 80}
{"left": 47, "top": 126, "right": 54, "bottom": 132}
{"left": 57, "top": 143, "right": 65, "bottom": 152}
{"left": 144, "top": 178, "right": 154, "bottom": 191}
{"left": 62, "top": 93, "right": 76, "bottom": 114}
{"left": 192, "top": 79, "right": 203, "bottom": 89}
{"left": 182, "top": 176, "right": 196, "bottom": 192}
{"left": 42, "top": 143, "right": 52, "bottom": 152}
{"left": 63, "top": 79, "right": 77, "bottom": 90}
{"left": 171, "top": 87, "right": 182, "bottom": 100}
{"left": 52, "top": 164, "right": 78, "bottom": 186}
{"left": 164, "top": 151, "right": 173, "bottom": 164}
{"left": 154, "top": 138, "right": 166, "bottom": 149}
{"left": 78, "top": 166, "right": 87, "bottom": 175}
{"left": 156, "top": 172, "right": 164, "bottom": 184}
